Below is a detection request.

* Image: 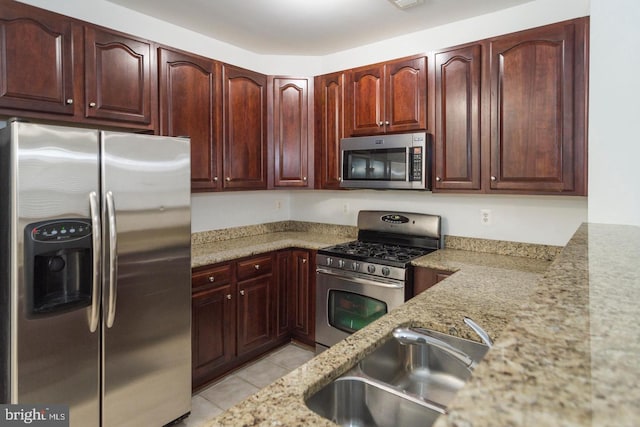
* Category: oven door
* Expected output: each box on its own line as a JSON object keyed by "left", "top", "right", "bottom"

{"left": 315, "top": 267, "right": 405, "bottom": 351}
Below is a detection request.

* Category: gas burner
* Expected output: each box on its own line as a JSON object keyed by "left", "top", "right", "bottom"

{"left": 320, "top": 240, "right": 433, "bottom": 267}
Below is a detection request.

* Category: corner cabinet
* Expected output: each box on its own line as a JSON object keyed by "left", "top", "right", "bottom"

{"left": 346, "top": 55, "right": 427, "bottom": 136}
{"left": 84, "top": 26, "right": 156, "bottom": 127}
{"left": 222, "top": 65, "right": 268, "bottom": 190}
{"left": 158, "top": 48, "right": 222, "bottom": 192}
{"left": 314, "top": 72, "right": 345, "bottom": 189}
{"left": 487, "top": 18, "right": 588, "bottom": 195}
{"left": 432, "top": 44, "right": 482, "bottom": 192}
{"left": 413, "top": 267, "right": 453, "bottom": 297}
{"left": 269, "top": 77, "right": 314, "bottom": 188}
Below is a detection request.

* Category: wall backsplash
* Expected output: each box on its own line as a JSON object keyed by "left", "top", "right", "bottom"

{"left": 191, "top": 190, "right": 587, "bottom": 247}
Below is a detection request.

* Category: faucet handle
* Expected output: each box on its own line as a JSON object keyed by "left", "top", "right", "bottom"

{"left": 463, "top": 317, "right": 493, "bottom": 348}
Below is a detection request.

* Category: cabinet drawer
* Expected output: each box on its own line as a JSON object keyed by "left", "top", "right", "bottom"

{"left": 192, "top": 264, "right": 232, "bottom": 289}
{"left": 237, "top": 255, "right": 273, "bottom": 281}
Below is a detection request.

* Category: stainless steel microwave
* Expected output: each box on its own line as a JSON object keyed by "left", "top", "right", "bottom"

{"left": 340, "top": 132, "right": 431, "bottom": 190}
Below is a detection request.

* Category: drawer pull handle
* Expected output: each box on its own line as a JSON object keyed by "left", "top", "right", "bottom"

{"left": 254, "top": 264, "right": 261, "bottom": 270}
{"left": 240, "top": 290, "right": 245, "bottom": 296}
{"left": 208, "top": 276, "right": 215, "bottom": 282}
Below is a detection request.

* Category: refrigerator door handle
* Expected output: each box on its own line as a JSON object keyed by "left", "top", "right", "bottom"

{"left": 105, "top": 191, "right": 118, "bottom": 328}
{"left": 89, "top": 191, "right": 101, "bottom": 333}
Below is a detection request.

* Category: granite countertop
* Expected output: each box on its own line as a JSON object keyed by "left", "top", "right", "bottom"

{"left": 202, "top": 222, "right": 640, "bottom": 426}
{"left": 192, "top": 229, "right": 354, "bottom": 268}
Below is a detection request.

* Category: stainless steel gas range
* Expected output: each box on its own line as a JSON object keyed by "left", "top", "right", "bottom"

{"left": 315, "top": 210, "right": 442, "bottom": 352}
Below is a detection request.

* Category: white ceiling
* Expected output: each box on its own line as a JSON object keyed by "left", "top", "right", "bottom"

{"left": 105, "top": 0, "right": 534, "bottom": 55}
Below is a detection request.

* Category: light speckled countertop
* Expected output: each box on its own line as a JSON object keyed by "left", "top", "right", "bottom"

{"left": 199, "top": 222, "right": 640, "bottom": 426}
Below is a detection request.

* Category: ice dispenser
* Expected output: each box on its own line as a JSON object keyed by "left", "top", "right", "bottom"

{"left": 24, "top": 219, "right": 93, "bottom": 316}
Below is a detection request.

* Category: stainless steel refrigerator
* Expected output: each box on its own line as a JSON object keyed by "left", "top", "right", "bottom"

{"left": 0, "top": 120, "right": 192, "bottom": 426}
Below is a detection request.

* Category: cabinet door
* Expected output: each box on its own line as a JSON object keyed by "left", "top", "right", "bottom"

{"left": 347, "top": 65, "right": 385, "bottom": 136}
{"left": 413, "top": 267, "right": 452, "bottom": 297}
{"left": 272, "top": 77, "right": 312, "bottom": 187}
{"left": 159, "top": 48, "right": 221, "bottom": 191}
{"left": 222, "top": 65, "right": 268, "bottom": 190}
{"left": 275, "top": 251, "right": 293, "bottom": 338}
{"left": 84, "top": 26, "right": 155, "bottom": 125}
{"left": 291, "top": 250, "right": 314, "bottom": 345}
{"left": 314, "top": 72, "right": 345, "bottom": 189}
{"left": 433, "top": 45, "right": 482, "bottom": 191}
{"left": 237, "top": 274, "right": 275, "bottom": 355}
{"left": 0, "top": 3, "right": 75, "bottom": 115}
{"left": 192, "top": 283, "right": 236, "bottom": 389}
{"left": 385, "top": 56, "right": 427, "bottom": 133}
{"left": 489, "top": 18, "right": 587, "bottom": 194}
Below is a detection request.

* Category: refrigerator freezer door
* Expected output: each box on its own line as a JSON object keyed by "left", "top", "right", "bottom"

{"left": 12, "top": 122, "right": 101, "bottom": 426}
{"left": 100, "top": 132, "right": 191, "bottom": 427}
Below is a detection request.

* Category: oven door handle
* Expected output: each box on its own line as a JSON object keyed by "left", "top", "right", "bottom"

{"left": 316, "top": 268, "right": 404, "bottom": 288}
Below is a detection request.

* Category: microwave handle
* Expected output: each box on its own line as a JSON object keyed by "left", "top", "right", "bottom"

{"left": 406, "top": 147, "right": 411, "bottom": 181}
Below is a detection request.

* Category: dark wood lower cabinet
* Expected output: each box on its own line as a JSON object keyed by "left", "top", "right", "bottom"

{"left": 192, "top": 249, "right": 316, "bottom": 390}
{"left": 237, "top": 274, "right": 276, "bottom": 355}
{"left": 191, "top": 282, "right": 235, "bottom": 389}
{"left": 413, "top": 267, "right": 453, "bottom": 297}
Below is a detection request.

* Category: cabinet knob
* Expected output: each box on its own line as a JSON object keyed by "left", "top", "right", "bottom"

{"left": 338, "top": 176, "right": 342, "bottom": 182}
{"left": 225, "top": 177, "right": 231, "bottom": 182}
{"left": 378, "top": 121, "right": 384, "bottom": 126}
{"left": 490, "top": 176, "right": 497, "bottom": 181}
{"left": 254, "top": 264, "right": 261, "bottom": 270}
{"left": 226, "top": 294, "right": 232, "bottom": 300}
{"left": 385, "top": 121, "right": 390, "bottom": 125}
{"left": 240, "top": 290, "right": 245, "bottom": 296}
{"left": 302, "top": 258, "right": 307, "bottom": 264}
{"left": 89, "top": 102, "right": 96, "bottom": 108}
{"left": 435, "top": 176, "right": 441, "bottom": 182}
{"left": 303, "top": 176, "right": 307, "bottom": 182}
{"left": 66, "top": 99, "right": 74, "bottom": 105}
{"left": 213, "top": 176, "right": 218, "bottom": 182}
{"left": 208, "top": 276, "right": 215, "bottom": 283}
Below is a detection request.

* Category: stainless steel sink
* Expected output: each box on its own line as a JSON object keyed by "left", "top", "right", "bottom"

{"left": 358, "top": 328, "right": 490, "bottom": 406}
{"left": 305, "top": 376, "right": 444, "bottom": 427}
{"left": 305, "top": 325, "right": 491, "bottom": 426}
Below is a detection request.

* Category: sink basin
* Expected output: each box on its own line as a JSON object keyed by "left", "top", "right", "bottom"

{"left": 305, "top": 376, "right": 444, "bottom": 427}
{"left": 358, "top": 328, "right": 490, "bottom": 406}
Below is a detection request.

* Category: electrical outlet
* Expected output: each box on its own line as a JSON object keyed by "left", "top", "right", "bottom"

{"left": 343, "top": 203, "right": 349, "bottom": 214}
{"left": 275, "top": 200, "right": 282, "bottom": 210}
{"left": 480, "top": 209, "right": 492, "bottom": 225}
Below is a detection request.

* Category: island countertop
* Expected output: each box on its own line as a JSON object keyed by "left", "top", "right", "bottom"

{"left": 200, "top": 223, "right": 640, "bottom": 426}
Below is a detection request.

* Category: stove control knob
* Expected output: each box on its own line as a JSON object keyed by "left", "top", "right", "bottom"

{"left": 338, "top": 259, "right": 345, "bottom": 268}
{"left": 381, "top": 267, "right": 391, "bottom": 277}
{"left": 367, "top": 265, "right": 376, "bottom": 274}
{"left": 351, "top": 262, "right": 359, "bottom": 271}
{"left": 326, "top": 257, "right": 333, "bottom": 266}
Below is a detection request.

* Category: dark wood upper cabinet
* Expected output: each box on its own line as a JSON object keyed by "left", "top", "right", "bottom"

{"left": 488, "top": 18, "right": 588, "bottom": 195}
{"left": 346, "top": 56, "right": 427, "bottom": 136}
{"left": 159, "top": 48, "right": 222, "bottom": 191}
{"left": 270, "top": 77, "right": 313, "bottom": 188}
{"left": 314, "top": 72, "right": 345, "bottom": 189}
{"left": 0, "top": 2, "right": 77, "bottom": 115}
{"left": 433, "top": 44, "right": 482, "bottom": 191}
{"left": 84, "top": 26, "right": 156, "bottom": 126}
{"left": 222, "top": 65, "right": 268, "bottom": 190}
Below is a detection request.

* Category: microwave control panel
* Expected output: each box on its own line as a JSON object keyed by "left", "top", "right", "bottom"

{"left": 410, "top": 147, "right": 422, "bottom": 181}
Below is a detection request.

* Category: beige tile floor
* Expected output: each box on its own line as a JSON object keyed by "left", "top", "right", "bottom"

{"left": 176, "top": 343, "right": 315, "bottom": 427}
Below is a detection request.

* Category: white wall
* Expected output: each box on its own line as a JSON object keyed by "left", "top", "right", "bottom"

{"left": 319, "top": 0, "right": 590, "bottom": 73}
{"left": 19, "top": 0, "right": 598, "bottom": 245}
{"left": 588, "top": 0, "right": 640, "bottom": 227}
